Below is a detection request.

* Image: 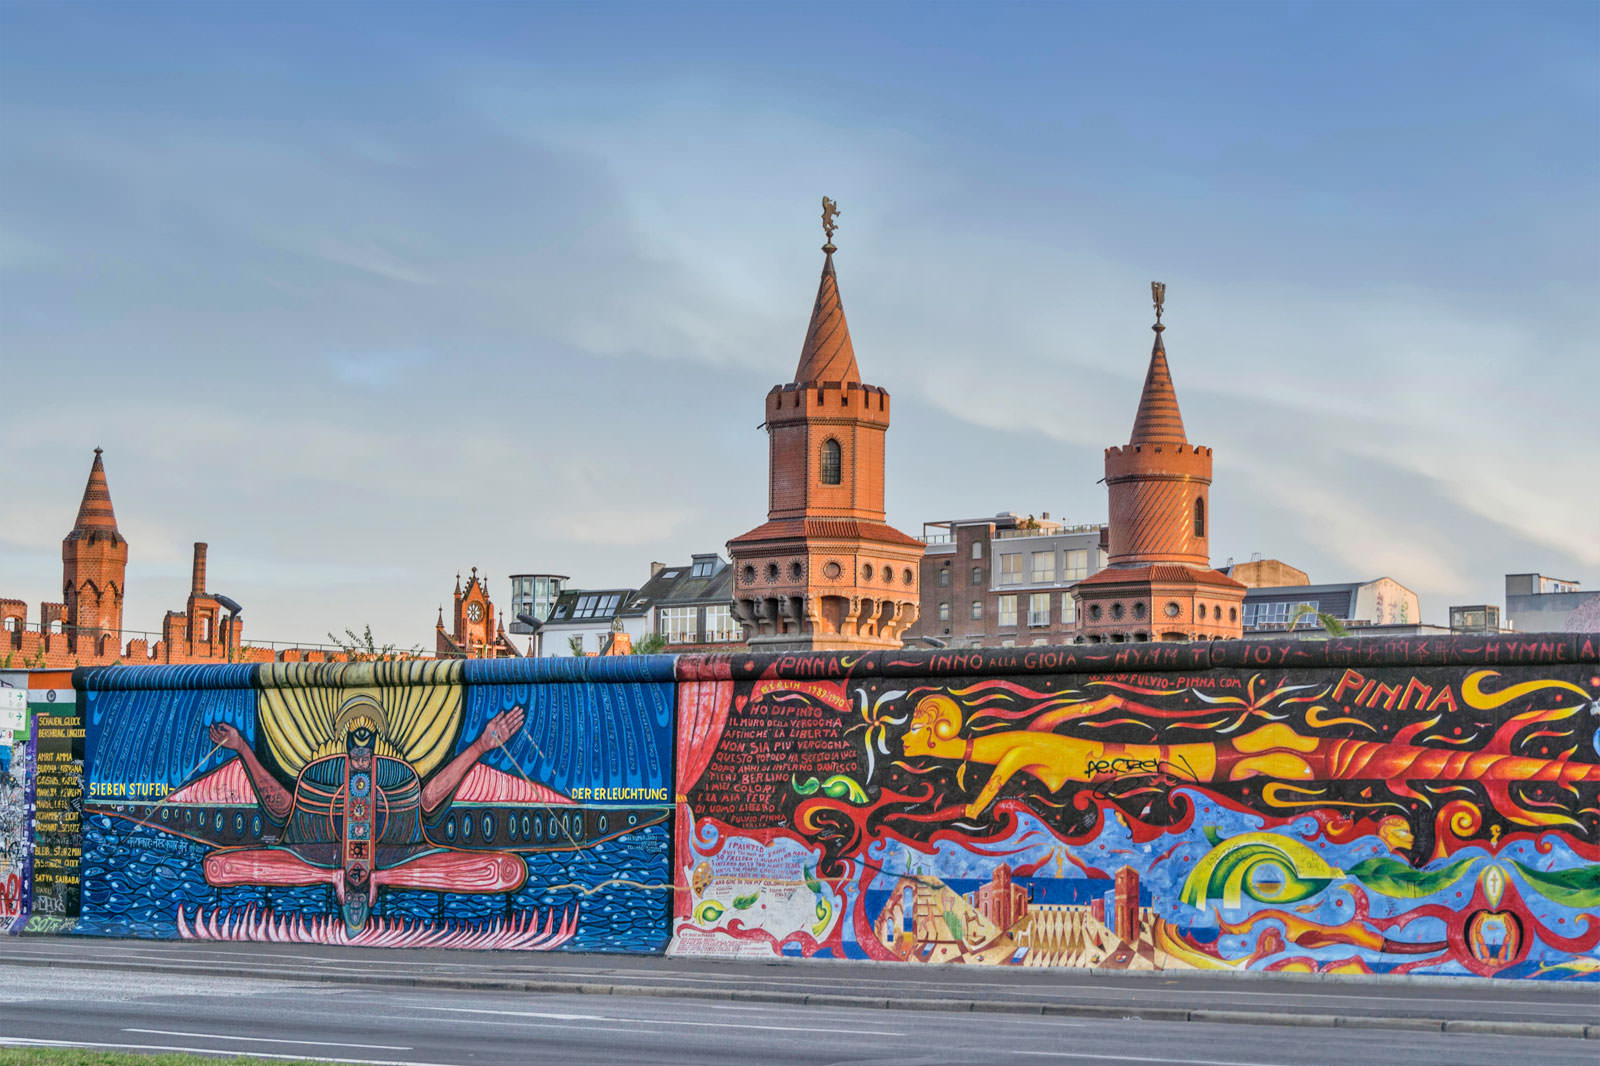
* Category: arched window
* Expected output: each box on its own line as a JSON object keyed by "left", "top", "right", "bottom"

{"left": 820, "top": 439, "right": 842, "bottom": 485}
{"left": 1193, "top": 496, "right": 1205, "bottom": 538}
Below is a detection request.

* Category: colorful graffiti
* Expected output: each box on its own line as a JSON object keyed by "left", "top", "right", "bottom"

{"left": 672, "top": 642, "right": 1600, "bottom": 979}
{"left": 77, "top": 657, "right": 676, "bottom": 952}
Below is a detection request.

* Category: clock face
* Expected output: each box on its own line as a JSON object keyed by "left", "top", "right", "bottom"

{"left": 467, "top": 603, "right": 484, "bottom": 623}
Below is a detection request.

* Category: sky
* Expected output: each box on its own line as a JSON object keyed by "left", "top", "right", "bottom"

{"left": 1, "top": 1, "right": 1596, "bottom": 649}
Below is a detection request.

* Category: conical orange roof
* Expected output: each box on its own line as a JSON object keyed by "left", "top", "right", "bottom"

{"left": 70, "top": 447, "right": 121, "bottom": 536}
{"left": 1128, "top": 328, "right": 1188, "bottom": 445}
{"left": 793, "top": 249, "right": 860, "bottom": 385}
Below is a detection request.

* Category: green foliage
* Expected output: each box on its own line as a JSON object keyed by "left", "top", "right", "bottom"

{"left": 567, "top": 634, "right": 587, "bottom": 657}
{"left": 1285, "top": 605, "right": 1350, "bottom": 639}
{"left": 631, "top": 633, "right": 668, "bottom": 655}
{"left": 326, "top": 625, "right": 421, "bottom": 661}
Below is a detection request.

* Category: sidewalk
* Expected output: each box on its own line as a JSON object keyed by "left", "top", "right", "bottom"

{"left": 6, "top": 935, "right": 1596, "bottom": 1040}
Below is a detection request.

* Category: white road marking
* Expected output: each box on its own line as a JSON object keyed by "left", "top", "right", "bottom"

{"left": 124, "top": 1027, "right": 411, "bottom": 1049}
{"left": 417, "top": 1004, "right": 904, "bottom": 1035}
{"left": 1, "top": 1036, "right": 463, "bottom": 1066}
{"left": 1010, "top": 1052, "right": 1293, "bottom": 1066}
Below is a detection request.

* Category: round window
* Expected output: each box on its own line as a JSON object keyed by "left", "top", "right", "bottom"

{"left": 903, "top": 568, "right": 915, "bottom": 585}
{"left": 765, "top": 563, "right": 779, "bottom": 582}
{"left": 1089, "top": 604, "right": 1102, "bottom": 621}
{"left": 823, "top": 561, "right": 842, "bottom": 580}
{"left": 742, "top": 565, "right": 756, "bottom": 584}
{"left": 1111, "top": 603, "right": 1124, "bottom": 620}
{"left": 862, "top": 563, "right": 875, "bottom": 581}
{"left": 1133, "top": 602, "right": 1146, "bottom": 620}
{"left": 1165, "top": 602, "right": 1180, "bottom": 618}
{"left": 789, "top": 561, "right": 804, "bottom": 580}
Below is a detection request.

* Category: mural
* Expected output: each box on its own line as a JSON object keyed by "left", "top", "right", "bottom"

{"left": 1, "top": 724, "right": 33, "bottom": 933}
{"left": 78, "top": 657, "right": 675, "bottom": 952}
{"left": 671, "top": 641, "right": 1600, "bottom": 979}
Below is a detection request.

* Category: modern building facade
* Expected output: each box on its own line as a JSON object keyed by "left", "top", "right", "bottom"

{"left": 904, "top": 513, "right": 1107, "bottom": 648}
{"left": 1070, "top": 287, "right": 1245, "bottom": 643}
{"left": 537, "top": 587, "right": 639, "bottom": 657}
{"left": 727, "top": 214, "right": 923, "bottom": 651}
{"left": 506, "top": 573, "right": 567, "bottom": 635}
{"left": 620, "top": 553, "right": 742, "bottom": 653}
{"left": 1239, "top": 577, "right": 1420, "bottom": 635}
{"left": 1504, "top": 573, "right": 1600, "bottom": 632}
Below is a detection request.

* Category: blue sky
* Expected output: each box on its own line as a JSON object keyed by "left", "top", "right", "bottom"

{"left": 2, "top": 1, "right": 1596, "bottom": 646}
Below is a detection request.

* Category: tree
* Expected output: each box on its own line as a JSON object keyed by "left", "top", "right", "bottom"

{"left": 631, "top": 633, "right": 667, "bottom": 655}
{"left": 327, "top": 625, "right": 422, "bottom": 661}
{"left": 1285, "top": 605, "right": 1350, "bottom": 639}
{"left": 567, "top": 634, "right": 587, "bottom": 657}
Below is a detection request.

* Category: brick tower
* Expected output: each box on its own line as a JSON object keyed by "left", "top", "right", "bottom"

{"left": 727, "top": 202, "right": 923, "bottom": 651}
{"left": 437, "top": 567, "right": 519, "bottom": 658}
{"left": 61, "top": 447, "right": 128, "bottom": 659}
{"left": 1071, "top": 285, "right": 1244, "bottom": 643}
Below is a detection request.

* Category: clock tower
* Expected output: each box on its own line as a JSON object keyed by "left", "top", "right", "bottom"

{"left": 436, "top": 567, "right": 519, "bottom": 658}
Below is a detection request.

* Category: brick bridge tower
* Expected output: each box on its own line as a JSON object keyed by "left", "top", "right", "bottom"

{"left": 1071, "top": 285, "right": 1244, "bottom": 643}
{"left": 62, "top": 447, "right": 128, "bottom": 659}
{"left": 727, "top": 201, "right": 923, "bottom": 651}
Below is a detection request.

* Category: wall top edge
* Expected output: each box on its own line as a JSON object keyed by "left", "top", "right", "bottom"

{"left": 675, "top": 632, "right": 1600, "bottom": 682}
{"left": 65, "top": 636, "right": 1600, "bottom": 691}
{"left": 73, "top": 654, "right": 680, "bottom": 692}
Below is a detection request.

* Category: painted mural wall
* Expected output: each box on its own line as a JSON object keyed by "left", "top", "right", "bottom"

{"left": 670, "top": 638, "right": 1600, "bottom": 980}
{"left": 75, "top": 657, "right": 676, "bottom": 952}
{"left": 0, "top": 669, "right": 81, "bottom": 935}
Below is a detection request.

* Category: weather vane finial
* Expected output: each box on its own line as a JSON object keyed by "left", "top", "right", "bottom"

{"left": 1151, "top": 280, "right": 1166, "bottom": 331}
{"left": 821, "top": 196, "right": 841, "bottom": 251}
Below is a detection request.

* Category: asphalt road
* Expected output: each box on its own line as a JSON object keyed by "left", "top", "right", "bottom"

{"left": 4, "top": 936, "right": 1597, "bottom": 1035}
{"left": 3, "top": 963, "right": 1596, "bottom": 1066}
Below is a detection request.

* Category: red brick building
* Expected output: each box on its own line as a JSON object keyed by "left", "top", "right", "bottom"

{"left": 727, "top": 214, "right": 923, "bottom": 651}
{"left": 435, "top": 568, "right": 520, "bottom": 658}
{"left": 1071, "top": 288, "right": 1245, "bottom": 642}
{"left": 2, "top": 450, "right": 343, "bottom": 667}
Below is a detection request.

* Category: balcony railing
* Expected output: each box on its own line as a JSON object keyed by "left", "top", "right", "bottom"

{"left": 994, "top": 523, "right": 1104, "bottom": 540}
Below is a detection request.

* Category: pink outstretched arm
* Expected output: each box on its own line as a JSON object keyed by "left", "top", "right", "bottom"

{"left": 421, "top": 705, "right": 526, "bottom": 815}
{"left": 209, "top": 722, "right": 292, "bottom": 821}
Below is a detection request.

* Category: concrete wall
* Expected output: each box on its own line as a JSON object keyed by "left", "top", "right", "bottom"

{"left": 70, "top": 656, "right": 675, "bottom": 951}
{"left": 670, "top": 636, "right": 1600, "bottom": 980}
{"left": 3, "top": 635, "right": 1597, "bottom": 981}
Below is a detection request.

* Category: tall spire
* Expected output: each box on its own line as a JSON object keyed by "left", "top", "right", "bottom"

{"left": 1128, "top": 282, "right": 1188, "bottom": 445}
{"left": 70, "top": 447, "right": 121, "bottom": 537}
{"left": 792, "top": 196, "right": 860, "bottom": 385}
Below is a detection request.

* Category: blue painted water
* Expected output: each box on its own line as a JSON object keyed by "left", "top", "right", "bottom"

{"left": 76, "top": 814, "right": 671, "bottom": 953}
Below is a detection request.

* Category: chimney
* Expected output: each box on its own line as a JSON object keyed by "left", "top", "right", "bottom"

{"left": 191, "top": 542, "right": 208, "bottom": 596}
{"left": 650, "top": 561, "right": 666, "bottom": 578}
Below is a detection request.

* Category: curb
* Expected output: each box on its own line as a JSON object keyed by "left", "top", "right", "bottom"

{"left": 4, "top": 955, "right": 1593, "bottom": 1041}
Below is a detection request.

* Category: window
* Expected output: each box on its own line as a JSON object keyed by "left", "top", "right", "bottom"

{"left": 1194, "top": 497, "right": 1205, "bottom": 538}
{"left": 820, "top": 439, "right": 842, "bottom": 485}
{"left": 1031, "top": 551, "right": 1055, "bottom": 583}
{"left": 572, "top": 593, "right": 623, "bottom": 619}
{"left": 1028, "top": 593, "right": 1050, "bottom": 626}
{"left": 937, "top": 568, "right": 950, "bottom": 588}
{"left": 972, "top": 567, "right": 983, "bottom": 584}
{"left": 704, "top": 604, "right": 739, "bottom": 642}
{"left": 661, "top": 606, "right": 698, "bottom": 644}
{"left": 1061, "top": 594, "right": 1076, "bottom": 625}
{"left": 1064, "top": 549, "right": 1089, "bottom": 581}
{"left": 938, "top": 603, "right": 950, "bottom": 622}
{"left": 998, "top": 553, "right": 1023, "bottom": 585}
{"left": 690, "top": 557, "right": 716, "bottom": 578}
{"left": 971, "top": 541, "right": 984, "bottom": 560}
{"left": 971, "top": 600, "right": 984, "bottom": 620}
{"left": 998, "top": 595, "right": 1018, "bottom": 626}
{"left": 1244, "top": 601, "right": 1321, "bottom": 628}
